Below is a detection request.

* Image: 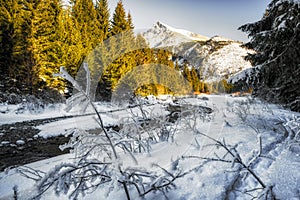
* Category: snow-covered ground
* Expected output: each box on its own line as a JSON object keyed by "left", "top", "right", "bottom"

{"left": 36, "top": 103, "right": 167, "bottom": 139}
{"left": 0, "top": 103, "right": 67, "bottom": 125}
{"left": 0, "top": 95, "right": 299, "bottom": 199}
{"left": 0, "top": 101, "right": 120, "bottom": 126}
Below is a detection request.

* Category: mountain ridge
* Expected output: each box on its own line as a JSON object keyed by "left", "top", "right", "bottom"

{"left": 142, "top": 21, "right": 237, "bottom": 48}
{"left": 141, "top": 21, "right": 253, "bottom": 82}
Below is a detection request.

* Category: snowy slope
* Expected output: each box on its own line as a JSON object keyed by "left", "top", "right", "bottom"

{"left": 202, "top": 43, "right": 254, "bottom": 81}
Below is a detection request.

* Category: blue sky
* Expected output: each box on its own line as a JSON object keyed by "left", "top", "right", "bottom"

{"left": 108, "top": 0, "right": 271, "bottom": 41}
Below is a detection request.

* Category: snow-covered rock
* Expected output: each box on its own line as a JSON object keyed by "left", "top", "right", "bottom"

{"left": 16, "top": 140, "right": 25, "bottom": 145}
{"left": 0, "top": 141, "right": 10, "bottom": 145}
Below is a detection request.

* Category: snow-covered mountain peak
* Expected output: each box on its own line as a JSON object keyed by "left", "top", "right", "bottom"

{"left": 153, "top": 21, "right": 209, "bottom": 41}
{"left": 153, "top": 21, "right": 170, "bottom": 31}
{"left": 142, "top": 21, "right": 209, "bottom": 48}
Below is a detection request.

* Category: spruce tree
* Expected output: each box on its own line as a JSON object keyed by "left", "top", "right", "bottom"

{"left": 125, "top": 12, "right": 135, "bottom": 43}
{"left": 191, "top": 67, "right": 200, "bottom": 92}
{"left": 239, "top": 0, "right": 300, "bottom": 111}
{"left": 110, "top": 1, "right": 128, "bottom": 36}
{"left": 183, "top": 64, "right": 192, "bottom": 83}
{"left": 97, "top": 0, "right": 136, "bottom": 100}
{"left": 126, "top": 12, "right": 134, "bottom": 30}
{"left": 59, "top": 7, "right": 84, "bottom": 79}
{"left": 175, "top": 60, "right": 180, "bottom": 71}
{"left": 71, "top": 0, "right": 100, "bottom": 52}
{"left": 0, "top": 0, "right": 19, "bottom": 77}
{"left": 13, "top": 0, "right": 39, "bottom": 94}
{"left": 0, "top": 0, "right": 51, "bottom": 93}
{"left": 95, "top": 0, "right": 110, "bottom": 41}
{"left": 31, "top": 0, "right": 65, "bottom": 90}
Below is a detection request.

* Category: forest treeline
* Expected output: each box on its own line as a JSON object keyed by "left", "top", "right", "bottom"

{"left": 0, "top": 0, "right": 230, "bottom": 102}
{"left": 0, "top": 0, "right": 131, "bottom": 96}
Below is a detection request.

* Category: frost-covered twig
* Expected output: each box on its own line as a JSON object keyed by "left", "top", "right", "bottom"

{"left": 17, "top": 166, "right": 45, "bottom": 181}
{"left": 181, "top": 155, "right": 232, "bottom": 163}
{"left": 195, "top": 129, "right": 266, "bottom": 189}
{"left": 35, "top": 161, "right": 112, "bottom": 199}
{"left": 55, "top": 66, "right": 118, "bottom": 160}
{"left": 123, "top": 165, "right": 184, "bottom": 198}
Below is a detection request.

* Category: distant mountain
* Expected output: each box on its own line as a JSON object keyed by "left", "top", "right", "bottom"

{"left": 141, "top": 21, "right": 209, "bottom": 48}
{"left": 141, "top": 21, "right": 254, "bottom": 82}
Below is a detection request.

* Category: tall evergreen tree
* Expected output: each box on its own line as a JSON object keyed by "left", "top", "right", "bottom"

{"left": 124, "top": 11, "right": 135, "bottom": 43}
{"left": 0, "top": 0, "right": 20, "bottom": 77}
{"left": 13, "top": 0, "right": 39, "bottom": 93}
{"left": 31, "top": 0, "right": 65, "bottom": 90}
{"left": 71, "top": 0, "right": 100, "bottom": 51}
{"left": 59, "top": 7, "right": 84, "bottom": 79}
{"left": 110, "top": 1, "right": 128, "bottom": 36}
{"left": 191, "top": 67, "right": 200, "bottom": 92}
{"left": 183, "top": 64, "right": 192, "bottom": 83}
{"left": 239, "top": 0, "right": 300, "bottom": 111}
{"left": 97, "top": 0, "right": 136, "bottom": 101}
{"left": 95, "top": 0, "right": 110, "bottom": 41}
{"left": 174, "top": 60, "right": 180, "bottom": 71}
{"left": 126, "top": 12, "right": 134, "bottom": 30}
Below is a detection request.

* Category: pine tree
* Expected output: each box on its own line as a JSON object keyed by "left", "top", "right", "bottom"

{"left": 183, "top": 64, "right": 192, "bottom": 83}
{"left": 125, "top": 11, "right": 135, "bottom": 43}
{"left": 13, "top": 0, "right": 39, "bottom": 94}
{"left": 126, "top": 12, "right": 134, "bottom": 30}
{"left": 239, "top": 0, "right": 300, "bottom": 111}
{"left": 191, "top": 67, "right": 200, "bottom": 92}
{"left": 0, "top": 0, "right": 19, "bottom": 77}
{"left": 71, "top": 0, "right": 100, "bottom": 51}
{"left": 0, "top": 0, "right": 47, "bottom": 93}
{"left": 97, "top": 0, "right": 137, "bottom": 101}
{"left": 110, "top": 1, "right": 128, "bottom": 36}
{"left": 59, "top": 7, "right": 84, "bottom": 79}
{"left": 95, "top": 0, "right": 110, "bottom": 41}
{"left": 31, "top": 0, "right": 65, "bottom": 90}
{"left": 175, "top": 60, "right": 180, "bottom": 71}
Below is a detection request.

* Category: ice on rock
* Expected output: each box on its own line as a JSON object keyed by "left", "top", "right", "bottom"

{"left": 1, "top": 141, "right": 10, "bottom": 145}
{"left": 16, "top": 140, "right": 25, "bottom": 145}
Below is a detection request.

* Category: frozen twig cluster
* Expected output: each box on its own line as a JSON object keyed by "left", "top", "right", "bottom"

{"left": 180, "top": 99, "right": 278, "bottom": 199}
{"left": 277, "top": 115, "right": 300, "bottom": 152}
{"left": 27, "top": 65, "right": 184, "bottom": 199}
